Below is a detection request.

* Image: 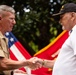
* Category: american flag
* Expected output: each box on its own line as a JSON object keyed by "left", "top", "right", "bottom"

{"left": 5, "top": 32, "right": 32, "bottom": 75}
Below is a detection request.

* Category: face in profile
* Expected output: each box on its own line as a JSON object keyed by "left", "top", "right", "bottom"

{"left": 0, "top": 11, "right": 16, "bottom": 33}
{"left": 59, "top": 12, "right": 73, "bottom": 31}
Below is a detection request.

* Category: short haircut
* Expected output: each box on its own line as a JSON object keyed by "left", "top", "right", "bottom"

{"left": 0, "top": 5, "right": 15, "bottom": 16}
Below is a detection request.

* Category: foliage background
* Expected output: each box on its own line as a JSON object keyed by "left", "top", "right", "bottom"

{"left": 0, "top": 0, "right": 76, "bottom": 56}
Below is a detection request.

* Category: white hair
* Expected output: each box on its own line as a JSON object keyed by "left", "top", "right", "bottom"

{"left": 0, "top": 5, "right": 15, "bottom": 15}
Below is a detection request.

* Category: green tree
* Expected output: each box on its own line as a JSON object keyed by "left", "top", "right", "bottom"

{"left": 0, "top": 0, "right": 76, "bottom": 56}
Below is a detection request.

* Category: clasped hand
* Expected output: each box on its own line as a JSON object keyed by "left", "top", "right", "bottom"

{"left": 27, "top": 57, "right": 43, "bottom": 70}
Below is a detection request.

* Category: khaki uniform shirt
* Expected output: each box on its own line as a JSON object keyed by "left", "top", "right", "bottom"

{"left": 0, "top": 32, "right": 12, "bottom": 75}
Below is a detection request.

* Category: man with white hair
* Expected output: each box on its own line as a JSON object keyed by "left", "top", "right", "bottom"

{"left": 0, "top": 5, "right": 39, "bottom": 75}
{"left": 33, "top": 3, "right": 76, "bottom": 75}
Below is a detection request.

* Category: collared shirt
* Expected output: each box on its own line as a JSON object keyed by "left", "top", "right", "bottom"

{"left": 52, "top": 25, "right": 76, "bottom": 75}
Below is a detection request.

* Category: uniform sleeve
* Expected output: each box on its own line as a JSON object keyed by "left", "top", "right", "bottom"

{"left": 0, "top": 46, "right": 5, "bottom": 57}
{"left": 0, "top": 39, "right": 5, "bottom": 57}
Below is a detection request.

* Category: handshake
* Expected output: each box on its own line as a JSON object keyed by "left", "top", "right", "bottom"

{"left": 26, "top": 57, "right": 44, "bottom": 70}
{"left": 26, "top": 57, "right": 54, "bottom": 70}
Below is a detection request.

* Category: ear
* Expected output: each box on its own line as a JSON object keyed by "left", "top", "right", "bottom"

{"left": 71, "top": 12, "right": 76, "bottom": 21}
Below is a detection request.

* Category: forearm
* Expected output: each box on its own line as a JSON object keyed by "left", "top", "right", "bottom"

{"left": 0, "top": 57, "right": 29, "bottom": 71}
{"left": 42, "top": 59, "right": 55, "bottom": 69}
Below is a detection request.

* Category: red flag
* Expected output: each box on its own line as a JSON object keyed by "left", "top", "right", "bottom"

{"left": 32, "top": 30, "right": 69, "bottom": 75}
{"left": 5, "top": 32, "right": 32, "bottom": 73}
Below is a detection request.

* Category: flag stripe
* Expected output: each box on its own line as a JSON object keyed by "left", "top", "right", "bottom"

{"left": 10, "top": 44, "right": 26, "bottom": 61}
{"left": 14, "top": 42, "right": 31, "bottom": 59}
{"left": 10, "top": 50, "right": 18, "bottom": 60}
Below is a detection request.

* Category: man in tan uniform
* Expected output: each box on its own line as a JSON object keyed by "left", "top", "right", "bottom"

{"left": 0, "top": 5, "right": 40, "bottom": 75}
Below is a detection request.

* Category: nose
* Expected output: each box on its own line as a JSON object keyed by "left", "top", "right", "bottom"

{"left": 14, "top": 20, "right": 16, "bottom": 24}
{"left": 13, "top": 19, "right": 16, "bottom": 24}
